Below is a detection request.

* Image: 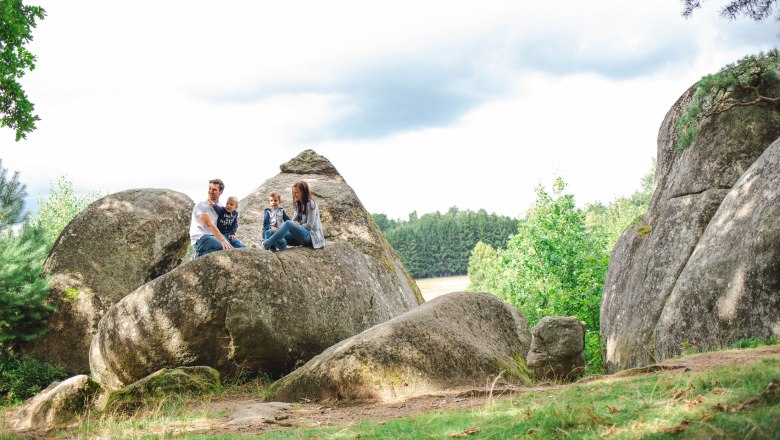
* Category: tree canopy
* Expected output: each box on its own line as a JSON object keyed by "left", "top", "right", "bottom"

{"left": 682, "top": 0, "right": 779, "bottom": 21}
{"left": 0, "top": 0, "right": 46, "bottom": 141}
{"left": 373, "top": 208, "right": 517, "bottom": 279}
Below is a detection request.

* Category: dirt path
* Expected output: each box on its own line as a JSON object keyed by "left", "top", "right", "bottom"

{"left": 7, "top": 345, "right": 780, "bottom": 438}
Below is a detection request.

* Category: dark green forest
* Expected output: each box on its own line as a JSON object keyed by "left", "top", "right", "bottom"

{"left": 372, "top": 208, "right": 517, "bottom": 279}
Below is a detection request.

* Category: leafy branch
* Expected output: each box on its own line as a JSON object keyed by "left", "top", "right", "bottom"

{"left": 682, "top": 0, "right": 778, "bottom": 21}
{"left": 676, "top": 49, "right": 780, "bottom": 151}
{"left": 0, "top": 1, "right": 46, "bottom": 141}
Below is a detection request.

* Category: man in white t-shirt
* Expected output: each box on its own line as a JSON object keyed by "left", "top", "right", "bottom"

{"left": 190, "top": 179, "right": 233, "bottom": 258}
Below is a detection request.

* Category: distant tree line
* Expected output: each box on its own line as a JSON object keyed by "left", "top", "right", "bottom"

{"left": 373, "top": 208, "right": 517, "bottom": 279}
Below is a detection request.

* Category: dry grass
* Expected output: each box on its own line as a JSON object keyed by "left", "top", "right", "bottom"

{"left": 415, "top": 275, "right": 470, "bottom": 301}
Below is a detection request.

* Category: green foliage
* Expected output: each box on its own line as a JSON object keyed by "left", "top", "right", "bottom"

{"left": 0, "top": 163, "right": 53, "bottom": 352}
{"left": 466, "top": 241, "right": 497, "bottom": 291}
{"left": 0, "top": 160, "right": 27, "bottom": 230}
{"left": 374, "top": 208, "right": 517, "bottom": 278}
{"left": 585, "top": 159, "right": 655, "bottom": 247}
{"left": 0, "top": 223, "right": 53, "bottom": 351}
{"left": 468, "top": 178, "right": 609, "bottom": 372}
{"left": 0, "top": 0, "right": 46, "bottom": 141}
{"left": 676, "top": 49, "right": 780, "bottom": 151}
{"left": 28, "top": 175, "right": 104, "bottom": 248}
{"left": 468, "top": 167, "right": 654, "bottom": 373}
{"left": 730, "top": 336, "right": 779, "bottom": 349}
{"left": 0, "top": 353, "right": 68, "bottom": 406}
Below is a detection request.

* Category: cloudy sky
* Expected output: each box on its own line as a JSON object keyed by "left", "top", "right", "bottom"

{"left": 1, "top": 1, "right": 777, "bottom": 220}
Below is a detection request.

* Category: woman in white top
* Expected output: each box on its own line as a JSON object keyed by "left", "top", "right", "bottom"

{"left": 262, "top": 180, "right": 325, "bottom": 250}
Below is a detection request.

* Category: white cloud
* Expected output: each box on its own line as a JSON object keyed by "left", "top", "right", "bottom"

{"left": 1, "top": 0, "right": 777, "bottom": 221}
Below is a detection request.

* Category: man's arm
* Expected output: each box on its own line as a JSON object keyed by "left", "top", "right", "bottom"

{"left": 199, "top": 213, "right": 233, "bottom": 249}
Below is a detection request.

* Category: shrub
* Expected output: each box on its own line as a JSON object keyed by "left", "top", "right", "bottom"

{"left": 0, "top": 223, "right": 53, "bottom": 351}
{"left": 28, "top": 175, "right": 104, "bottom": 248}
{"left": 0, "top": 353, "right": 68, "bottom": 406}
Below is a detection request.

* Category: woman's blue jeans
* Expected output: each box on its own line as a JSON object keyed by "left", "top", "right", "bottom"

{"left": 263, "top": 220, "right": 311, "bottom": 249}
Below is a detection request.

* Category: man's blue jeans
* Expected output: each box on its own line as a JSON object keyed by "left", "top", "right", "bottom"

{"left": 193, "top": 235, "right": 223, "bottom": 257}
{"left": 222, "top": 233, "right": 245, "bottom": 248}
{"left": 263, "top": 220, "right": 311, "bottom": 250}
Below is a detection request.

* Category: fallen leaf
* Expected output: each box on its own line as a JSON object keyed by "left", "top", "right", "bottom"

{"left": 686, "top": 395, "right": 704, "bottom": 407}
{"left": 659, "top": 419, "right": 690, "bottom": 434}
{"left": 526, "top": 429, "right": 535, "bottom": 435}
{"left": 672, "top": 390, "right": 684, "bottom": 400}
{"left": 600, "top": 426, "right": 627, "bottom": 437}
{"left": 606, "top": 405, "right": 620, "bottom": 413}
{"left": 713, "top": 388, "right": 725, "bottom": 395}
{"left": 450, "top": 427, "right": 480, "bottom": 438}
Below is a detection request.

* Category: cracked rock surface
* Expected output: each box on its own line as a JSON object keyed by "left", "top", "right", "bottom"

{"left": 601, "top": 83, "right": 780, "bottom": 373}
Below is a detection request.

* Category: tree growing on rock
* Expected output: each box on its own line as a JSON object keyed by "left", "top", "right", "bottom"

{"left": 676, "top": 50, "right": 780, "bottom": 151}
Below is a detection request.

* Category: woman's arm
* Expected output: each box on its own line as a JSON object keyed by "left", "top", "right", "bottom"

{"left": 300, "top": 201, "right": 318, "bottom": 231}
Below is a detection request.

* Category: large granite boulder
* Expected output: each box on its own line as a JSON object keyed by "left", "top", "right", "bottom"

{"left": 10, "top": 375, "right": 101, "bottom": 431}
{"left": 268, "top": 292, "right": 532, "bottom": 404}
{"left": 526, "top": 317, "right": 585, "bottom": 382}
{"left": 655, "top": 137, "right": 780, "bottom": 358}
{"left": 237, "top": 150, "right": 417, "bottom": 283}
{"left": 23, "top": 189, "right": 193, "bottom": 373}
{"left": 601, "top": 79, "right": 780, "bottom": 372}
{"left": 90, "top": 242, "right": 423, "bottom": 390}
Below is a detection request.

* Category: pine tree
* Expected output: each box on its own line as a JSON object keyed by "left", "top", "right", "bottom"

{"left": 0, "top": 160, "right": 27, "bottom": 230}
{"left": 0, "top": 161, "right": 52, "bottom": 352}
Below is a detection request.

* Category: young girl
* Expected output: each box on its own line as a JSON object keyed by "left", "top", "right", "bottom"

{"left": 262, "top": 181, "right": 325, "bottom": 250}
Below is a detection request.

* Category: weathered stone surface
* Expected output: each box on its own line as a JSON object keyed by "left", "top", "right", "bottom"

{"left": 90, "top": 242, "right": 422, "bottom": 390}
{"left": 10, "top": 375, "right": 101, "bottom": 431}
{"left": 23, "top": 189, "right": 193, "bottom": 373}
{"left": 98, "top": 366, "right": 220, "bottom": 412}
{"left": 269, "top": 292, "right": 532, "bottom": 404}
{"left": 527, "top": 317, "right": 585, "bottom": 382}
{"left": 601, "top": 80, "right": 780, "bottom": 373}
{"left": 237, "top": 150, "right": 420, "bottom": 293}
{"left": 655, "top": 137, "right": 780, "bottom": 358}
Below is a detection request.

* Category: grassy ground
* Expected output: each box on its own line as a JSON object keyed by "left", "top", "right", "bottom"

{"left": 220, "top": 358, "right": 780, "bottom": 439}
{"left": 4, "top": 348, "right": 777, "bottom": 439}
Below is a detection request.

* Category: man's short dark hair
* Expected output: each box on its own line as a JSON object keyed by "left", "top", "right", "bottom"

{"left": 209, "top": 179, "right": 224, "bottom": 192}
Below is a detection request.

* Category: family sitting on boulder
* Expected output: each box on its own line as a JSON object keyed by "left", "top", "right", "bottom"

{"left": 262, "top": 180, "right": 325, "bottom": 252}
{"left": 189, "top": 178, "right": 325, "bottom": 258}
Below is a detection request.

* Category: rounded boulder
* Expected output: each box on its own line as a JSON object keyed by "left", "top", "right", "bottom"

{"left": 269, "top": 292, "right": 532, "bottom": 403}
{"left": 23, "top": 189, "right": 193, "bottom": 373}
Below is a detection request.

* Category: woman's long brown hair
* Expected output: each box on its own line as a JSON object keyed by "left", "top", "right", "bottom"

{"left": 293, "top": 180, "right": 313, "bottom": 215}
